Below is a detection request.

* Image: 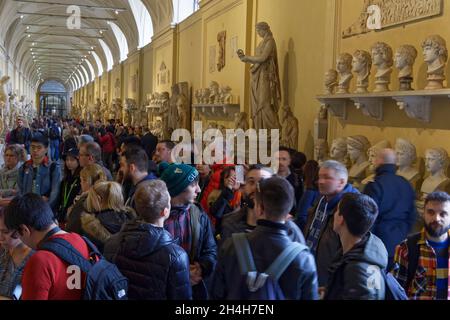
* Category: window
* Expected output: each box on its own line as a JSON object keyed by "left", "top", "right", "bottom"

{"left": 91, "top": 51, "right": 104, "bottom": 76}
{"left": 108, "top": 22, "right": 129, "bottom": 62}
{"left": 172, "top": 0, "right": 199, "bottom": 23}
{"left": 128, "top": 0, "right": 153, "bottom": 48}
{"left": 99, "top": 39, "right": 114, "bottom": 71}
{"left": 76, "top": 68, "right": 86, "bottom": 87}
{"left": 80, "top": 65, "right": 90, "bottom": 86}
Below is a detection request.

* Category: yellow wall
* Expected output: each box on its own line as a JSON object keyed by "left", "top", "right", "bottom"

{"left": 328, "top": 0, "right": 450, "bottom": 159}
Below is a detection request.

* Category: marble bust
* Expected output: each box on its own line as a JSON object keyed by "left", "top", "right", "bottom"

{"left": 395, "top": 138, "right": 420, "bottom": 190}
{"left": 329, "top": 137, "right": 348, "bottom": 166}
{"left": 324, "top": 69, "right": 338, "bottom": 94}
{"left": 422, "top": 35, "right": 448, "bottom": 90}
{"left": 352, "top": 50, "right": 372, "bottom": 93}
{"left": 421, "top": 148, "right": 450, "bottom": 195}
{"left": 336, "top": 53, "right": 353, "bottom": 94}
{"left": 347, "top": 135, "right": 371, "bottom": 186}
{"left": 395, "top": 45, "right": 418, "bottom": 91}
{"left": 371, "top": 42, "right": 393, "bottom": 92}
{"left": 314, "top": 139, "right": 329, "bottom": 165}
{"left": 361, "top": 140, "right": 391, "bottom": 187}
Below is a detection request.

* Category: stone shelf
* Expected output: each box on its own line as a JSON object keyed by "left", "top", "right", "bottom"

{"left": 316, "top": 89, "right": 450, "bottom": 123}
{"left": 192, "top": 103, "right": 240, "bottom": 120}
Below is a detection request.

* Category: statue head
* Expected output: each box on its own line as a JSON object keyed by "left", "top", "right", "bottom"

{"left": 256, "top": 22, "right": 272, "bottom": 38}
{"left": 367, "top": 140, "right": 391, "bottom": 172}
{"left": 425, "top": 148, "right": 449, "bottom": 174}
{"left": 371, "top": 42, "right": 394, "bottom": 68}
{"left": 324, "top": 69, "right": 338, "bottom": 86}
{"left": 395, "top": 45, "right": 418, "bottom": 70}
{"left": 422, "top": 35, "right": 448, "bottom": 65}
{"left": 395, "top": 138, "right": 417, "bottom": 168}
{"left": 347, "top": 135, "right": 370, "bottom": 162}
{"left": 352, "top": 50, "right": 372, "bottom": 74}
{"left": 330, "top": 137, "right": 347, "bottom": 161}
{"left": 314, "top": 139, "right": 329, "bottom": 161}
{"left": 176, "top": 95, "right": 188, "bottom": 113}
{"left": 209, "top": 81, "right": 219, "bottom": 93}
{"left": 336, "top": 53, "right": 353, "bottom": 74}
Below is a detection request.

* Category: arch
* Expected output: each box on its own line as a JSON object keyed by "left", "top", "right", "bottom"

{"left": 91, "top": 51, "right": 104, "bottom": 76}
{"left": 172, "top": 0, "right": 199, "bottom": 23}
{"left": 108, "top": 21, "right": 129, "bottom": 62}
{"left": 99, "top": 39, "right": 114, "bottom": 71}
{"left": 129, "top": 0, "right": 154, "bottom": 48}
{"left": 85, "top": 59, "right": 96, "bottom": 82}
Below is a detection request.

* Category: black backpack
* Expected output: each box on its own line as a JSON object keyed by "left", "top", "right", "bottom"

{"left": 49, "top": 126, "right": 60, "bottom": 140}
{"left": 39, "top": 236, "right": 128, "bottom": 300}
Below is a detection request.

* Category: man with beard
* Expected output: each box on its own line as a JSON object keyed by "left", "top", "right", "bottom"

{"left": 220, "top": 164, "right": 305, "bottom": 247}
{"left": 393, "top": 191, "right": 450, "bottom": 300}
{"left": 9, "top": 117, "right": 32, "bottom": 155}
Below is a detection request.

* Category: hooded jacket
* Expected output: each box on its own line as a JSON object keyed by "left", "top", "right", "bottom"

{"left": 104, "top": 221, "right": 192, "bottom": 300}
{"left": 304, "top": 183, "right": 360, "bottom": 287}
{"left": 324, "top": 233, "right": 388, "bottom": 300}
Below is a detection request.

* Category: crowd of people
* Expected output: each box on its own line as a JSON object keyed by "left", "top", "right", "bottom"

{"left": 0, "top": 116, "right": 448, "bottom": 300}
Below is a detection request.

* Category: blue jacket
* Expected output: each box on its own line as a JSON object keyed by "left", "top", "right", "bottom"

{"left": 212, "top": 219, "right": 319, "bottom": 300}
{"left": 295, "top": 188, "right": 320, "bottom": 230}
{"left": 304, "top": 183, "right": 360, "bottom": 287}
{"left": 104, "top": 221, "right": 192, "bottom": 300}
{"left": 363, "top": 164, "right": 416, "bottom": 261}
{"left": 18, "top": 159, "right": 61, "bottom": 210}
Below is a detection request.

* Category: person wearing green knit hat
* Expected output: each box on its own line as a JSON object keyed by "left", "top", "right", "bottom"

{"left": 160, "top": 162, "right": 217, "bottom": 300}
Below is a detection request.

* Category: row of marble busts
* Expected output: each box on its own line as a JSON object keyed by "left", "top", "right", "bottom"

{"left": 324, "top": 34, "right": 448, "bottom": 94}
{"left": 314, "top": 136, "right": 450, "bottom": 200}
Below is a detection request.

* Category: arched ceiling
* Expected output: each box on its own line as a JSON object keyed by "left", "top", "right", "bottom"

{"left": 0, "top": 0, "right": 175, "bottom": 92}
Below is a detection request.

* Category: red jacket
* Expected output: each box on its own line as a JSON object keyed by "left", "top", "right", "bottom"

{"left": 98, "top": 132, "right": 115, "bottom": 153}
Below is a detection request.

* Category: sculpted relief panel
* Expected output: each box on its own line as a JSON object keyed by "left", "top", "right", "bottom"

{"left": 343, "top": 0, "right": 443, "bottom": 38}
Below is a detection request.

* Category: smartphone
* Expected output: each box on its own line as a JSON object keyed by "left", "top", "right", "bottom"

{"left": 235, "top": 165, "right": 245, "bottom": 184}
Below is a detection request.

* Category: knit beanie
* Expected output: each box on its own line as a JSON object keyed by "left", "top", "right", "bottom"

{"left": 160, "top": 163, "right": 199, "bottom": 197}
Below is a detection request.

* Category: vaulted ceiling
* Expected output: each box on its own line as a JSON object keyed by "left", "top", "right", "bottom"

{"left": 0, "top": 0, "right": 175, "bottom": 92}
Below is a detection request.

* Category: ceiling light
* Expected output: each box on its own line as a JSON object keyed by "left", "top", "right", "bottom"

{"left": 27, "top": 34, "right": 31, "bottom": 38}
{"left": 99, "top": 30, "right": 103, "bottom": 34}
{"left": 20, "top": 15, "right": 24, "bottom": 19}
{"left": 115, "top": 10, "right": 119, "bottom": 15}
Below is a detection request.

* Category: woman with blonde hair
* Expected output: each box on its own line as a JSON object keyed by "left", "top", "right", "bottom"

{"left": 0, "top": 144, "right": 26, "bottom": 207}
{"left": 65, "top": 164, "right": 107, "bottom": 233}
{"left": 81, "top": 181, "right": 135, "bottom": 252}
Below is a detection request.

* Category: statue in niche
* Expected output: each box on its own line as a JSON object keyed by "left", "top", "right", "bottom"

{"left": 352, "top": 50, "right": 372, "bottom": 93}
{"left": 237, "top": 22, "right": 281, "bottom": 131}
{"left": 417, "top": 148, "right": 450, "bottom": 212}
{"left": 176, "top": 94, "right": 189, "bottom": 130}
{"left": 395, "top": 45, "right": 418, "bottom": 91}
{"left": 209, "top": 81, "right": 220, "bottom": 104}
{"left": 234, "top": 112, "right": 249, "bottom": 132}
{"left": 314, "top": 139, "right": 329, "bottom": 165}
{"left": 330, "top": 137, "right": 349, "bottom": 167}
{"left": 361, "top": 140, "right": 391, "bottom": 187}
{"left": 336, "top": 53, "right": 353, "bottom": 94}
{"left": 217, "top": 31, "right": 226, "bottom": 72}
{"left": 371, "top": 42, "right": 393, "bottom": 92}
{"left": 314, "top": 105, "right": 328, "bottom": 141}
{"left": 324, "top": 69, "right": 338, "bottom": 95}
{"left": 220, "top": 86, "right": 233, "bottom": 104}
{"left": 158, "top": 92, "right": 171, "bottom": 139}
{"left": 127, "top": 99, "right": 139, "bottom": 127}
{"left": 201, "top": 88, "right": 211, "bottom": 104}
{"left": 169, "top": 85, "right": 181, "bottom": 131}
{"left": 95, "top": 98, "right": 102, "bottom": 121}
{"left": 395, "top": 138, "right": 421, "bottom": 190}
{"left": 0, "top": 75, "right": 10, "bottom": 108}
{"left": 114, "top": 78, "right": 120, "bottom": 98}
{"left": 347, "top": 135, "right": 371, "bottom": 188}
{"left": 280, "top": 106, "right": 299, "bottom": 150}
{"left": 422, "top": 35, "right": 448, "bottom": 90}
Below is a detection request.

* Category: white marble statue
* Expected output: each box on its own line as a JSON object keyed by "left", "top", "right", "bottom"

{"left": 220, "top": 86, "right": 233, "bottom": 104}
{"left": 395, "top": 45, "right": 418, "bottom": 91}
{"left": 352, "top": 50, "right": 372, "bottom": 93}
{"left": 336, "top": 53, "right": 353, "bottom": 94}
{"left": 422, "top": 35, "right": 448, "bottom": 90}
{"left": 361, "top": 140, "right": 391, "bottom": 186}
{"left": 330, "top": 137, "right": 348, "bottom": 167}
{"left": 371, "top": 42, "right": 393, "bottom": 92}
{"left": 395, "top": 138, "right": 421, "bottom": 190}
{"left": 209, "top": 81, "right": 220, "bottom": 104}
{"left": 195, "top": 89, "right": 202, "bottom": 104}
{"left": 314, "top": 139, "right": 329, "bottom": 165}
{"left": 324, "top": 69, "right": 338, "bottom": 95}
{"left": 347, "top": 135, "right": 371, "bottom": 187}
{"left": 280, "top": 106, "right": 299, "bottom": 150}
{"left": 0, "top": 76, "right": 10, "bottom": 108}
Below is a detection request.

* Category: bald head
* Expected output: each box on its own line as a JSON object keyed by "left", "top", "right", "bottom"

{"left": 375, "top": 148, "right": 397, "bottom": 167}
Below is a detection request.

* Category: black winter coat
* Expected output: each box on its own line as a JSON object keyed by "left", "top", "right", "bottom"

{"left": 324, "top": 233, "right": 388, "bottom": 300}
{"left": 212, "top": 220, "right": 319, "bottom": 300}
{"left": 104, "top": 221, "right": 192, "bottom": 300}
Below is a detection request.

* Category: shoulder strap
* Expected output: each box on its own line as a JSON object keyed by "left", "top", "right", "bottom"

{"left": 406, "top": 233, "right": 421, "bottom": 288}
{"left": 265, "top": 242, "right": 308, "bottom": 281}
{"left": 232, "top": 233, "right": 256, "bottom": 275}
{"left": 189, "top": 204, "right": 202, "bottom": 263}
{"left": 39, "top": 237, "right": 93, "bottom": 273}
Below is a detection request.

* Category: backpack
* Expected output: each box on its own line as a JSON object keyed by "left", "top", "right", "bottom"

{"left": 39, "top": 235, "right": 128, "bottom": 300}
{"left": 49, "top": 126, "right": 60, "bottom": 140}
{"left": 232, "top": 233, "right": 308, "bottom": 300}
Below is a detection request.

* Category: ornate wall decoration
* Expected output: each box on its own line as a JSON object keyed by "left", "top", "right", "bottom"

{"left": 217, "top": 31, "right": 226, "bottom": 72}
{"left": 343, "top": 0, "right": 443, "bottom": 38}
